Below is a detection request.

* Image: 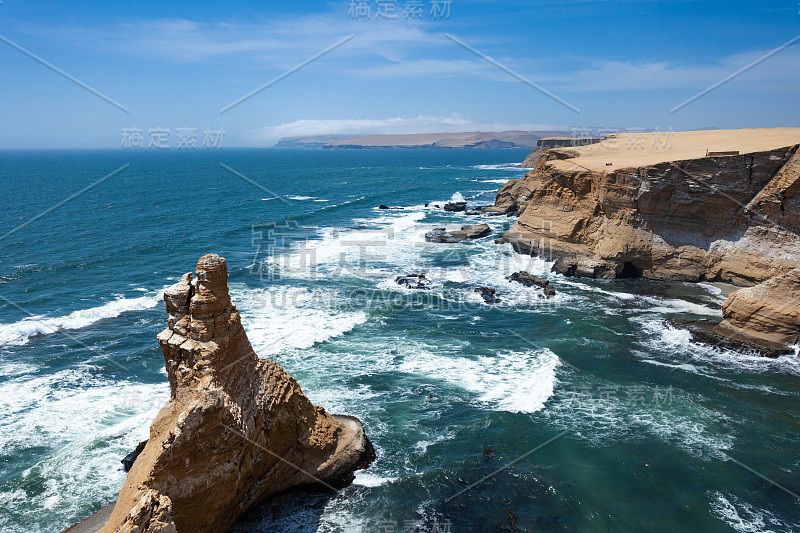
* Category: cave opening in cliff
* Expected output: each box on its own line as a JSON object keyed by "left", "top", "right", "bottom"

{"left": 618, "top": 262, "right": 643, "bottom": 279}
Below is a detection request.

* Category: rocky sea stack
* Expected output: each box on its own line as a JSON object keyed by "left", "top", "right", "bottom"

{"left": 95, "top": 254, "right": 373, "bottom": 532}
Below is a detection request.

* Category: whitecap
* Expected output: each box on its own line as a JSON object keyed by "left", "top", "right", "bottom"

{"left": 353, "top": 471, "right": 398, "bottom": 487}
{"left": 286, "top": 195, "right": 317, "bottom": 201}
{"left": 448, "top": 191, "right": 465, "bottom": 203}
{"left": 636, "top": 318, "right": 800, "bottom": 376}
{"left": 480, "top": 178, "right": 515, "bottom": 184}
{"left": 0, "top": 368, "right": 168, "bottom": 533}
{"left": 0, "top": 293, "right": 163, "bottom": 348}
{"left": 709, "top": 491, "right": 796, "bottom": 533}
{"left": 398, "top": 348, "right": 561, "bottom": 413}
{"left": 232, "top": 286, "right": 368, "bottom": 356}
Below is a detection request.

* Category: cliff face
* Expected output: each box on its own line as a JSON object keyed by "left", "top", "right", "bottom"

{"left": 499, "top": 128, "right": 800, "bottom": 351}
{"left": 102, "top": 254, "right": 373, "bottom": 533}
{"left": 502, "top": 140, "right": 800, "bottom": 285}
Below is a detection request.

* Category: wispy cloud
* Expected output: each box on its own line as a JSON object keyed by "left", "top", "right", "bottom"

{"left": 564, "top": 46, "right": 800, "bottom": 92}
{"left": 11, "top": 13, "right": 800, "bottom": 94}
{"left": 248, "top": 114, "right": 567, "bottom": 146}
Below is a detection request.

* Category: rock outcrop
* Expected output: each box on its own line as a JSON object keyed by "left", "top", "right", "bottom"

{"left": 508, "top": 271, "right": 556, "bottom": 298}
{"left": 474, "top": 287, "right": 501, "bottom": 304}
{"left": 498, "top": 128, "right": 800, "bottom": 350}
{"left": 716, "top": 269, "right": 800, "bottom": 352}
{"left": 425, "top": 224, "right": 491, "bottom": 243}
{"left": 443, "top": 202, "right": 467, "bottom": 212}
{"left": 101, "top": 254, "right": 374, "bottom": 533}
{"left": 395, "top": 273, "right": 432, "bottom": 289}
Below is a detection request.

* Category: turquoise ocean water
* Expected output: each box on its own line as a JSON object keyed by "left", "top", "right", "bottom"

{"left": 0, "top": 149, "right": 799, "bottom": 532}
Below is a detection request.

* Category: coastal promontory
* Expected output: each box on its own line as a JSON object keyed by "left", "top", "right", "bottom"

{"left": 498, "top": 128, "right": 800, "bottom": 352}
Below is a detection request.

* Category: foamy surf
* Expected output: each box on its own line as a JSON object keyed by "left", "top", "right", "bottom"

{"left": 0, "top": 367, "right": 168, "bottom": 533}
{"left": 636, "top": 317, "right": 800, "bottom": 376}
{"left": 709, "top": 491, "right": 798, "bottom": 533}
{"left": 399, "top": 348, "right": 561, "bottom": 413}
{"left": 0, "top": 293, "right": 163, "bottom": 348}
{"left": 232, "top": 286, "right": 368, "bottom": 356}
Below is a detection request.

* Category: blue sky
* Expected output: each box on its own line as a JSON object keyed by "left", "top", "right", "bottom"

{"left": 0, "top": 0, "right": 799, "bottom": 147}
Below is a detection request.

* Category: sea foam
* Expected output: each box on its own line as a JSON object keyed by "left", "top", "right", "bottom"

{"left": 0, "top": 293, "right": 163, "bottom": 348}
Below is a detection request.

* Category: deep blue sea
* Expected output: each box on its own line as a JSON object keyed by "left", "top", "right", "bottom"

{"left": 1, "top": 149, "right": 799, "bottom": 532}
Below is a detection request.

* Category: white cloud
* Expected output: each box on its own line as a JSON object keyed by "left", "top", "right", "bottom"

{"left": 247, "top": 114, "right": 567, "bottom": 146}
{"left": 564, "top": 46, "right": 800, "bottom": 92}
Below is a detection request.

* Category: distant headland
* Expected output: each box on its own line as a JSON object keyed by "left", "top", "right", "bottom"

{"left": 274, "top": 130, "right": 569, "bottom": 149}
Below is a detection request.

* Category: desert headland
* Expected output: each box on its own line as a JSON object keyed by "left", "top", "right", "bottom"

{"left": 275, "top": 130, "right": 568, "bottom": 149}
{"left": 495, "top": 127, "right": 800, "bottom": 354}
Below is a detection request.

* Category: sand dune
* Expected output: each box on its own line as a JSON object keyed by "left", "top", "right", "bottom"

{"left": 552, "top": 127, "right": 800, "bottom": 172}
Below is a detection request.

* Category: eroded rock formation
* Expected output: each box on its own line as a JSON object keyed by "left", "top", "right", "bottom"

{"left": 717, "top": 269, "right": 800, "bottom": 352}
{"left": 101, "top": 254, "right": 374, "bottom": 533}
{"left": 499, "top": 128, "right": 800, "bottom": 350}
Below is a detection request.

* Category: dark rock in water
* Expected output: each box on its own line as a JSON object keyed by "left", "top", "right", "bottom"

{"left": 465, "top": 205, "right": 505, "bottom": 217}
{"left": 508, "top": 271, "right": 548, "bottom": 288}
{"left": 395, "top": 273, "right": 431, "bottom": 289}
{"left": 425, "top": 228, "right": 463, "bottom": 243}
{"left": 508, "top": 271, "right": 556, "bottom": 298}
{"left": 433, "top": 204, "right": 441, "bottom": 209}
{"left": 378, "top": 205, "right": 390, "bottom": 210}
{"left": 667, "top": 318, "right": 793, "bottom": 358}
{"left": 424, "top": 203, "right": 429, "bottom": 207}
{"left": 443, "top": 202, "right": 467, "bottom": 212}
{"left": 474, "top": 287, "right": 501, "bottom": 304}
{"left": 425, "top": 224, "right": 491, "bottom": 243}
{"left": 122, "top": 440, "right": 148, "bottom": 472}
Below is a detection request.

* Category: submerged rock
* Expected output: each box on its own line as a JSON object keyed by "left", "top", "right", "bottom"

{"left": 395, "top": 273, "right": 431, "bottom": 289}
{"left": 668, "top": 318, "right": 794, "bottom": 357}
{"left": 474, "top": 287, "right": 501, "bottom": 304}
{"left": 425, "top": 224, "right": 491, "bottom": 243}
{"left": 100, "top": 254, "right": 374, "bottom": 533}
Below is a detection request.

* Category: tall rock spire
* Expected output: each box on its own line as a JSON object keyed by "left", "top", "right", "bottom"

{"left": 102, "top": 254, "right": 374, "bottom": 533}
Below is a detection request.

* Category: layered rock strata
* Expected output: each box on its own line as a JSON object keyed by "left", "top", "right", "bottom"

{"left": 100, "top": 254, "right": 374, "bottom": 533}
{"left": 717, "top": 269, "right": 800, "bottom": 352}
{"left": 498, "top": 128, "right": 800, "bottom": 350}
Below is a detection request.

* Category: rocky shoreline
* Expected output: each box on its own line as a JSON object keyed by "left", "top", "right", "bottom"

{"left": 494, "top": 128, "right": 800, "bottom": 354}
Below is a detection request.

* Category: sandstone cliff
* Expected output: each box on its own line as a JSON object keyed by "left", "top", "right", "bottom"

{"left": 718, "top": 269, "right": 800, "bottom": 352}
{"left": 498, "top": 128, "right": 800, "bottom": 350}
{"left": 101, "top": 254, "right": 373, "bottom": 533}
